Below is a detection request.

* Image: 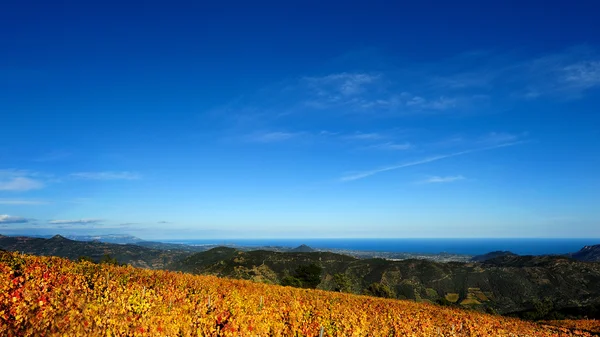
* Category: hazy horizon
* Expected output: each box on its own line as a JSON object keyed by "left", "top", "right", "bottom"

{"left": 2, "top": 2, "right": 599, "bottom": 239}
{"left": 3, "top": 232, "right": 600, "bottom": 242}
{"left": 4, "top": 233, "right": 599, "bottom": 256}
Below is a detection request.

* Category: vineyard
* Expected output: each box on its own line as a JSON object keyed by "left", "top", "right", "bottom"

{"left": 542, "top": 321, "right": 600, "bottom": 335}
{"left": 0, "top": 251, "right": 595, "bottom": 336}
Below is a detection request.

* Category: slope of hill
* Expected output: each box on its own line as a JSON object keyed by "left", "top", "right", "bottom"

{"left": 0, "top": 251, "right": 592, "bottom": 337}
{"left": 0, "top": 235, "right": 190, "bottom": 269}
{"left": 170, "top": 247, "right": 600, "bottom": 319}
{"left": 168, "top": 248, "right": 356, "bottom": 283}
{"left": 471, "top": 250, "right": 517, "bottom": 262}
{"left": 542, "top": 320, "right": 600, "bottom": 335}
{"left": 571, "top": 245, "right": 600, "bottom": 262}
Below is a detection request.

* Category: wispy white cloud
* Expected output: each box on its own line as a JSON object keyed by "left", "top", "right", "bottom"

{"left": 341, "top": 154, "right": 459, "bottom": 182}
{"left": 302, "top": 76, "right": 466, "bottom": 114}
{"left": 420, "top": 175, "right": 466, "bottom": 184}
{"left": 341, "top": 141, "right": 524, "bottom": 181}
{"left": 318, "top": 130, "right": 340, "bottom": 136}
{"left": 431, "top": 71, "right": 494, "bottom": 89}
{"left": 0, "top": 170, "right": 46, "bottom": 191}
{"left": 245, "top": 131, "right": 304, "bottom": 143}
{"left": 49, "top": 219, "right": 103, "bottom": 225}
{"left": 0, "top": 177, "right": 45, "bottom": 191}
{"left": 402, "top": 93, "right": 458, "bottom": 111}
{"left": 562, "top": 61, "right": 600, "bottom": 87}
{"left": 301, "top": 72, "right": 416, "bottom": 112}
{"left": 0, "top": 199, "right": 48, "bottom": 205}
{"left": 243, "top": 130, "right": 412, "bottom": 150}
{"left": 479, "top": 132, "right": 522, "bottom": 145}
{"left": 70, "top": 172, "right": 141, "bottom": 180}
{"left": 0, "top": 169, "right": 48, "bottom": 178}
{"left": 211, "top": 46, "right": 600, "bottom": 130}
{"left": 363, "top": 142, "right": 412, "bottom": 151}
{"left": 304, "top": 72, "right": 381, "bottom": 97}
{"left": 430, "top": 132, "right": 525, "bottom": 150}
{"left": 521, "top": 49, "right": 600, "bottom": 99}
{"left": 343, "top": 132, "right": 385, "bottom": 141}
{"left": 437, "top": 47, "right": 600, "bottom": 99}
{"left": 0, "top": 215, "right": 29, "bottom": 224}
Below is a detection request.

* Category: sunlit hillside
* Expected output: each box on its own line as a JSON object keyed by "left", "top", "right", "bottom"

{"left": 1, "top": 251, "right": 595, "bottom": 336}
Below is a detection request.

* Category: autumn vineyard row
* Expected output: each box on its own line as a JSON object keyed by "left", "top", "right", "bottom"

{"left": 0, "top": 251, "right": 597, "bottom": 336}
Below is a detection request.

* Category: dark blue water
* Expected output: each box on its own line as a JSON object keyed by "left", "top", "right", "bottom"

{"left": 165, "top": 238, "right": 600, "bottom": 256}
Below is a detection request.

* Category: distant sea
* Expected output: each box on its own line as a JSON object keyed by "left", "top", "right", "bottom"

{"left": 164, "top": 238, "right": 600, "bottom": 256}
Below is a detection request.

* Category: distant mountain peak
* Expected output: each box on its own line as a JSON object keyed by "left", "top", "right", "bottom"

{"left": 50, "top": 234, "right": 71, "bottom": 241}
{"left": 290, "top": 244, "right": 316, "bottom": 253}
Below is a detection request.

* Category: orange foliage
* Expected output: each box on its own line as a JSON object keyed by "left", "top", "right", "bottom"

{"left": 0, "top": 252, "right": 593, "bottom": 336}
{"left": 542, "top": 320, "right": 600, "bottom": 334}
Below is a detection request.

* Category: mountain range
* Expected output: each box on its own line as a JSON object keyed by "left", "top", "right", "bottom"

{"left": 167, "top": 246, "right": 600, "bottom": 319}
{"left": 63, "top": 234, "right": 144, "bottom": 244}
{"left": 0, "top": 234, "right": 191, "bottom": 269}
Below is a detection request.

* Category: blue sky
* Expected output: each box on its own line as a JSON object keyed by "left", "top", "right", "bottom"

{"left": 1, "top": 1, "right": 599, "bottom": 239}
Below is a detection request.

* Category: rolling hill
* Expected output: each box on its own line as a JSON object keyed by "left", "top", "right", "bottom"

{"left": 0, "top": 234, "right": 191, "bottom": 269}
{"left": 169, "top": 247, "right": 600, "bottom": 319}
{"left": 471, "top": 250, "right": 517, "bottom": 262}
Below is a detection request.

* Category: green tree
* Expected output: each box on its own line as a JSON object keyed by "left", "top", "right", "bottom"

{"left": 281, "top": 276, "right": 303, "bottom": 288}
{"left": 436, "top": 297, "right": 456, "bottom": 307}
{"left": 522, "top": 297, "right": 554, "bottom": 320}
{"left": 294, "top": 263, "right": 323, "bottom": 289}
{"left": 100, "top": 254, "right": 120, "bottom": 266}
{"left": 333, "top": 273, "right": 352, "bottom": 293}
{"left": 364, "top": 283, "right": 395, "bottom": 299}
{"left": 485, "top": 306, "right": 498, "bottom": 315}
